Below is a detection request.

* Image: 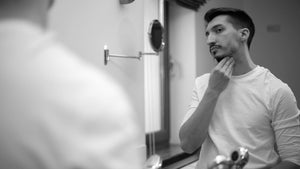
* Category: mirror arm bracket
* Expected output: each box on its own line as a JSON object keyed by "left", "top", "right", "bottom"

{"left": 139, "top": 52, "right": 158, "bottom": 56}
{"left": 104, "top": 45, "right": 159, "bottom": 65}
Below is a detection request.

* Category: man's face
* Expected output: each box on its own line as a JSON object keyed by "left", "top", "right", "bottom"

{"left": 205, "top": 15, "right": 241, "bottom": 62}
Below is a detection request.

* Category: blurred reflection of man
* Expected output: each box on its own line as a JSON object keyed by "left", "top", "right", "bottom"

{"left": 0, "top": 0, "right": 142, "bottom": 169}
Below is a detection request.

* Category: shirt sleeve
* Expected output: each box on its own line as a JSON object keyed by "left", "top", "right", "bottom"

{"left": 271, "top": 84, "right": 300, "bottom": 166}
{"left": 181, "top": 74, "right": 209, "bottom": 126}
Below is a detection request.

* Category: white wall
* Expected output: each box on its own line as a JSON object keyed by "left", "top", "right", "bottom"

{"left": 49, "top": 0, "right": 145, "bottom": 156}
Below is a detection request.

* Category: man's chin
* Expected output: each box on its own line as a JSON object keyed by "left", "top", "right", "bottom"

{"left": 211, "top": 51, "right": 226, "bottom": 62}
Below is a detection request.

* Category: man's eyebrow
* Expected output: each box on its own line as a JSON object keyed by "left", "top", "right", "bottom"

{"left": 210, "top": 24, "right": 223, "bottom": 30}
{"left": 205, "top": 24, "right": 223, "bottom": 36}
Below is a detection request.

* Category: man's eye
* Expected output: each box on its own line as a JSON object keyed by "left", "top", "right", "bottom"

{"left": 216, "top": 28, "right": 223, "bottom": 33}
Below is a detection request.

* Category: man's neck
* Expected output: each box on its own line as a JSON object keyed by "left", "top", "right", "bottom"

{"left": 232, "top": 49, "right": 256, "bottom": 76}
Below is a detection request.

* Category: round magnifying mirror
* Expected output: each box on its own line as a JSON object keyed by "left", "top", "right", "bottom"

{"left": 148, "top": 19, "right": 165, "bottom": 53}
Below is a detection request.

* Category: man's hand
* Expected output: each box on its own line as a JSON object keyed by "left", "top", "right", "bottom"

{"left": 208, "top": 57, "right": 235, "bottom": 94}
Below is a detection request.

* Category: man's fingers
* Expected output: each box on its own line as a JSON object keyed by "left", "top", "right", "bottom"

{"left": 220, "top": 57, "right": 234, "bottom": 72}
{"left": 215, "top": 57, "right": 229, "bottom": 69}
{"left": 225, "top": 59, "right": 235, "bottom": 76}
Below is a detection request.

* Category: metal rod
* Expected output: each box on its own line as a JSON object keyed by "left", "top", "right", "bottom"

{"left": 139, "top": 52, "right": 158, "bottom": 56}
{"left": 109, "top": 54, "right": 141, "bottom": 60}
{"left": 104, "top": 45, "right": 158, "bottom": 65}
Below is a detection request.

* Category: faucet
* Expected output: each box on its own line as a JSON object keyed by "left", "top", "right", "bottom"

{"left": 208, "top": 147, "right": 249, "bottom": 169}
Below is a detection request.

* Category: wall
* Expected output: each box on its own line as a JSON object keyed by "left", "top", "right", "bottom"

{"left": 244, "top": 0, "right": 300, "bottom": 106}
{"left": 49, "top": 0, "right": 145, "bottom": 156}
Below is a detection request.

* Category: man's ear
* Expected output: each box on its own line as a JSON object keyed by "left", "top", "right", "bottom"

{"left": 239, "top": 28, "right": 250, "bottom": 42}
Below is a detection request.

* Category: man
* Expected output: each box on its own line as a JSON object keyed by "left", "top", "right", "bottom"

{"left": 0, "top": 0, "right": 142, "bottom": 169}
{"left": 179, "top": 7, "right": 300, "bottom": 169}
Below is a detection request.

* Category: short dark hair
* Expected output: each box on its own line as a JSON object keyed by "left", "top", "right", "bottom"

{"left": 204, "top": 7, "right": 255, "bottom": 48}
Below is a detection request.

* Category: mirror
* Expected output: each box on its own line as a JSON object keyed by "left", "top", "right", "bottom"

{"left": 148, "top": 20, "right": 165, "bottom": 53}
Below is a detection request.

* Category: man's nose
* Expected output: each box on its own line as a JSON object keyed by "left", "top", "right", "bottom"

{"left": 206, "top": 34, "right": 216, "bottom": 46}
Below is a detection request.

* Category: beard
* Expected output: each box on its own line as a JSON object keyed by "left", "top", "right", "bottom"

{"left": 211, "top": 51, "right": 226, "bottom": 63}
{"left": 211, "top": 48, "right": 234, "bottom": 63}
{"left": 215, "top": 56, "right": 226, "bottom": 62}
{"left": 210, "top": 46, "right": 226, "bottom": 62}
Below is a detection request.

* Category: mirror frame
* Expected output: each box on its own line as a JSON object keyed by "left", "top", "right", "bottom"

{"left": 148, "top": 19, "right": 165, "bottom": 53}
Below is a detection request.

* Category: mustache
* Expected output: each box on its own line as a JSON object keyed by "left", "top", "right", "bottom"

{"left": 209, "top": 45, "right": 221, "bottom": 51}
